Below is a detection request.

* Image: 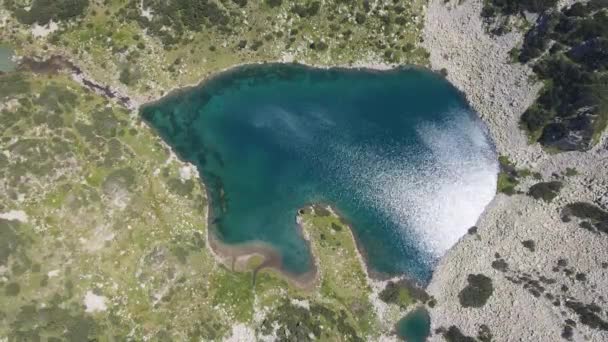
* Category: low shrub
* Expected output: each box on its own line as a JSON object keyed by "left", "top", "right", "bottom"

{"left": 527, "top": 181, "right": 563, "bottom": 202}
{"left": 379, "top": 280, "right": 429, "bottom": 308}
{"left": 9, "top": 0, "right": 89, "bottom": 25}
{"left": 561, "top": 202, "right": 608, "bottom": 234}
{"left": 458, "top": 274, "right": 494, "bottom": 308}
{"left": 444, "top": 326, "right": 476, "bottom": 342}
{"left": 522, "top": 240, "right": 536, "bottom": 252}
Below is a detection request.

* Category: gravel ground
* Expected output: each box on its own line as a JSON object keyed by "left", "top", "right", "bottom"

{"left": 422, "top": 0, "right": 608, "bottom": 341}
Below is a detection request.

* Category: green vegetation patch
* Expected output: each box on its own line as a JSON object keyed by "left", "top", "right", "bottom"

{"left": 166, "top": 178, "right": 195, "bottom": 198}
{"left": 440, "top": 325, "right": 477, "bottom": 342}
{"left": 521, "top": 239, "right": 536, "bottom": 252}
{"left": 496, "top": 155, "right": 535, "bottom": 195}
{"left": 378, "top": 280, "right": 429, "bottom": 309}
{"left": 478, "top": 324, "right": 493, "bottom": 342}
{"left": 298, "top": 209, "right": 380, "bottom": 337}
{"left": 0, "top": 73, "right": 219, "bottom": 340}
{"left": 5, "top": 282, "right": 21, "bottom": 296}
{"left": 497, "top": 172, "right": 519, "bottom": 195}
{"left": 9, "top": 301, "right": 104, "bottom": 341}
{"left": 564, "top": 300, "right": 608, "bottom": 332}
{"left": 0, "top": 219, "right": 28, "bottom": 266}
{"left": 259, "top": 299, "right": 364, "bottom": 341}
{"left": 0, "top": 73, "right": 30, "bottom": 100}
{"left": 565, "top": 167, "right": 578, "bottom": 177}
{"left": 6, "top": 0, "right": 90, "bottom": 25}
{"left": 482, "top": 1, "right": 608, "bottom": 151}
{"left": 561, "top": 202, "right": 608, "bottom": 235}
{"left": 102, "top": 167, "right": 137, "bottom": 194}
{"left": 312, "top": 204, "right": 331, "bottom": 217}
{"left": 458, "top": 274, "right": 494, "bottom": 308}
{"left": 518, "top": 1, "right": 608, "bottom": 151}
{"left": 527, "top": 181, "right": 563, "bottom": 202}
{"left": 482, "top": 0, "right": 558, "bottom": 18}
{"left": 481, "top": 0, "right": 557, "bottom": 35}
{"left": 497, "top": 156, "right": 518, "bottom": 195}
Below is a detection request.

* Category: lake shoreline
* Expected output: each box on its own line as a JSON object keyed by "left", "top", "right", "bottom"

{"left": 137, "top": 65, "right": 469, "bottom": 305}
{"left": 189, "top": 154, "right": 425, "bottom": 292}
{"left": 137, "top": 60, "right": 456, "bottom": 109}
{"left": 137, "top": 63, "right": 480, "bottom": 296}
{"left": 14, "top": 48, "right": 473, "bottom": 301}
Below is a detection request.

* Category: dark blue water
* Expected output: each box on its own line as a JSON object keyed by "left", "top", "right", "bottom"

{"left": 396, "top": 307, "right": 431, "bottom": 341}
{"left": 142, "top": 64, "right": 497, "bottom": 282}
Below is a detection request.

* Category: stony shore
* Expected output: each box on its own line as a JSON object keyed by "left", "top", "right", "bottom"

{"left": 423, "top": 0, "right": 608, "bottom": 341}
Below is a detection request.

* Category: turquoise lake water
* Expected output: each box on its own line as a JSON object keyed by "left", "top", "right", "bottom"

{"left": 0, "top": 46, "right": 16, "bottom": 72}
{"left": 142, "top": 64, "right": 497, "bottom": 281}
{"left": 396, "top": 307, "right": 431, "bottom": 341}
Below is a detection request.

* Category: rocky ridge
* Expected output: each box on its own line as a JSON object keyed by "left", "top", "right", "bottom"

{"left": 423, "top": 0, "right": 608, "bottom": 341}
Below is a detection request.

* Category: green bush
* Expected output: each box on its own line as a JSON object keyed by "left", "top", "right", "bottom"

{"left": 355, "top": 12, "right": 366, "bottom": 24}
{"left": 527, "top": 181, "right": 563, "bottom": 202}
{"left": 119, "top": 66, "right": 139, "bottom": 85}
{"left": 478, "top": 324, "right": 493, "bottom": 342}
{"left": 444, "top": 326, "right": 476, "bottom": 342}
{"left": 496, "top": 155, "right": 535, "bottom": 195}
{"left": 309, "top": 40, "right": 328, "bottom": 51}
{"left": 379, "top": 280, "right": 429, "bottom": 308}
{"left": 562, "top": 202, "right": 608, "bottom": 222}
{"left": 133, "top": 0, "right": 231, "bottom": 46}
{"left": 0, "top": 73, "right": 30, "bottom": 100}
{"left": 9, "top": 0, "right": 89, "bottom": 25}
{"left": 312, "top": 204, "right": 330, "bottom": 216}
{"left": 232, "top": 0, "right": 247, "bottom": 7}
{"left": 561, "top": 202, "right": 608, "bottom": 234}
{"left": 522, "top": 240, "right": 536, "bottom": 252}
{"left": 497, "top": 172, "right": 518, "bottom": 195}
{"left": 5, "top": 282, "right": 21, "bottom": 296}
{"left": 265, "top": 0, "right": 282, "bottom": 8}
{"left": 515, "top": 4, "right": 608, "bottom": 151}
{"left": 482, "top": 0, "right": 558, "bottom": 17}
{"left": 291, "top": 1, "right": 321, "bottom": 18}
{"left": 458, "top": 274, "right": 493, "bottom": 308}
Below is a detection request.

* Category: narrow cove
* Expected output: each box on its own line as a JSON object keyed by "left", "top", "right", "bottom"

{"left": 141, "top": 63, "right": 498, "bottom": 283}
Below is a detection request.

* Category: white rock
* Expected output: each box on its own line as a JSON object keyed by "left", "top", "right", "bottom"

{"left": 31, "top": 21, "right": 58, "bottom": 38}
{"left": 84, "top": 291, "right": 108, "bottom": 313}
{"left": 179, "top": 165, "right": 192, "bottom": 181}
{"left": 224, "top": 323, "right": 256, "bottom": 342}
{"left": 0, "top": 210, "right": 28, "bottom": 223}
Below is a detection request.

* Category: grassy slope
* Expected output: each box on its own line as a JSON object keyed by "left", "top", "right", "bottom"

{"left": 2, "top": 0, "right": 429, "bottom": 101}
{"left": 0, "top": 1, "right": 431, "bottom": 339}
{"left": 0, "top": 71, "right": 412, "bottom": 340}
